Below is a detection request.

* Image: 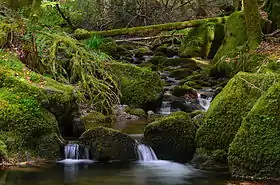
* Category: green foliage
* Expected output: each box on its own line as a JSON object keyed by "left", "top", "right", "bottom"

{"left": 144, "top": 111, "right": 197, "bottom": 162}
{"left": 85, "top": 35, "right": 105, "bottom": 49}
{"left": 0, "top": 140, "right": 7, "bottom": 160}
{"left": 229, "top": 82, "right": 280, "bottom": 179}
{"left": 35, "top": 31, "right": 120, "bottom": 113}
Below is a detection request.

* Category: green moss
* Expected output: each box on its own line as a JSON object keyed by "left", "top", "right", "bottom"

{"left": 80, "top": 126, "right": 137, "bottom": 161}
{"left": 80, "top": 111, "right": 111, "bottom": 130}
{"left": 109, "top": 62, "right": 163, "bottom": 108}
{"left": 229, "top": 82, "right": 280, "bottom": 179}
{"left": 135, "top": 47, "right": 153, "bottom": 57}
{"left": 74, "top": 17, "right": 228, "bottom": 39}
{"left": 214, "top": 11, "right": 247, "bottom": 62}
{"left": 169, "top": 68, "right": 193, "bottom": 79}
{"left": 144, "top": 111, "right": 197, "bottom": 162}
{"left": 172, "top": 85, "right": 195, "bottom": 97}
{"left": 125, "top": 107, "right": 146, "bottom": 119}
{"left": 179, "top": 23, "right": 224, "bottom": 58}
{"left": 162, "top": 58, "right": 198, "bottom": 68}
{"left": 0, "top": 51, "right": 74, "bottom": 158}
{"left": 196, "top": 72, "right": 279, "bottom": 156}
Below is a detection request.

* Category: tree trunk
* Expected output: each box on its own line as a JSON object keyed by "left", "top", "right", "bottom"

{"left": 265, "top": 0, "right": 280, "bottom": 30}
{"left": 243, "top": 0, "right": 262, "bottom": 50}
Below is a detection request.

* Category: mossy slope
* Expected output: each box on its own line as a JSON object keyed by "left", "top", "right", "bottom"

{"left": 0, "top": 52, "right": 74, "bottom": 159}
{"left": 229, "top": 82, "right": 280, "bottom": 179}
{"left": 144, "top": 111, "right": 197, "bottom": 162}
{"left": 195, "top": 72, "right": 279, "bottom": 166}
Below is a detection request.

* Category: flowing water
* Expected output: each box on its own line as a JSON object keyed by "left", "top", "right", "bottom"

{"left": 136, "top": 144, "right": 158, "bottom": 161}
{"left": 0, "top": 161, "right": 230, "bottom": 185}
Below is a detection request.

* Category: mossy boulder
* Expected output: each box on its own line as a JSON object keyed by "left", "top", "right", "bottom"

{"left": 124, "top": 107, "right": 146, "bottom": 119}
{"left": 144, "top": 111, "right": 197, "bottom": 162}
{"left": 134, "top": 47, "right": 153, "bottom": 58}
{"left": 229, "top": 81, "right": 280, "bottom": 179}
{"left": 162, "top": 58, "right": 198, "bottom": 68}
{"left": 0, "top": 52, "right": 75, "bottom": 159}
{"left": 214, "top": 11, "right": 247, "bottom": 62}
{"left": 79, "top": 127, "right": 137, "bottom": 162}
{"left": 195, "top": 72, "right": 279, "bottom": 169}
{"left": 109, "top": 62, "right": 163, "bottom": 109}
{"left": 169, "top": 68, "right": 193, "bottom": 79}
{"left": 172, "top": 85, "right": 196, "bottom": 97}
{"left": 179, "top": 23, "right": 224, "bottom": 58}
{"left": 80, "top": 111, "right": 111, "bottom": 130}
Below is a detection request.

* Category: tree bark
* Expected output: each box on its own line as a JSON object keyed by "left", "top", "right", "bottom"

{"left": 243, "top": 0, "right": 262, "bottom": 50}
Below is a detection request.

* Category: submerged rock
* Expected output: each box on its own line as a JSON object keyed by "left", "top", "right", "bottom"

{"left": 229, "top": 81, "right": 280, "bottom": 179}
{"left": 144, "top": 111, "right": 197, "bottom": 162}
{"left": 80, "top": 127, "right": 137, "bottom": 162}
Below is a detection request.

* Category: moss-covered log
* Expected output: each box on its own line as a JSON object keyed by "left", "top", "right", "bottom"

{"left": 73, "top": 17, "right": 228, "bottom": 39}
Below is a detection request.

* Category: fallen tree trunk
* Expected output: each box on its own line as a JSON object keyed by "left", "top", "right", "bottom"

{"left": 115, "top": 34, "right": 185, "bottom": 43}
{"left": 73, "top": 16, "right": 228, "bottom": 40}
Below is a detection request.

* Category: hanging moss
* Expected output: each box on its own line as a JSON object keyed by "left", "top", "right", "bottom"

{"left": 144, "top": 111, "right": 197, "bottom": 162}
{"left": 109, "top": 62, "right": 163, "bottom": 109}
{"left": 195, "top": 72, "right": 279, "bottom": 168}
{"left": 229, "top": 82, "right": 280, "bottom": 179}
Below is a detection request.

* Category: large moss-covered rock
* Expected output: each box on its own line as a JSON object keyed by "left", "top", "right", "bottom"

{"left": 195, "top": 72, "right": 279, "bottom": 169}
{"left": 109, "top": 62, "right": 163, "bottom": 109}
{"left": 229, "top": 81, "right": 280, "bottom": 179}
{"left": 0, "top": 52, "right": 74, "bottom": 159}
{"left": 144, "top": 111, "right": 197, "bottom": 162}
{"left": 211, "top": 11, "right": 248, "bottom": 77}
{"left": 79, "top": 126, "right": 137, "bottom": 162}
{"left": 179, "top": 23, "right": 224, "bottom": 58}
{"left": 214, "top": 11, "right": 247, "bottom": 62}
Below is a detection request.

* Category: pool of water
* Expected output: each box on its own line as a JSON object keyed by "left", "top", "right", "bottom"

{"left": 0, "top": 160, "right": 230, "bottom": 185}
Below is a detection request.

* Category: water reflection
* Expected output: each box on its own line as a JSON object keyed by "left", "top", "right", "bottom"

{"left": 0, "top": 160, "right": 229, "bottom": 185}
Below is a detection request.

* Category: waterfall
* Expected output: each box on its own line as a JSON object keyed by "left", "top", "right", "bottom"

{"left": 197, "top": 93, "right": 212, "bottom": 111}
{"left": 136, "top": 143, "right": 158, "bottom": 161}
{"left": 64, "top": 143, "right": 89, "bottom": 160}
{"left": 158, "top": 101, "right": 171, "bottom": 115}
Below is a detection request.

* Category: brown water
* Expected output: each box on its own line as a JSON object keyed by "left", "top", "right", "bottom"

{"left": 0, "top": 160, "right": 230, "bottom": 185}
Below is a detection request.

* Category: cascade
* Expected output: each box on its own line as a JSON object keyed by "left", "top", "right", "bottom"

{"left": 197, "top": 93, "right": 212, "bottom": 111}
{"left": 64, "top": 143, "right": 89, "bottom": 160}
{"left": 158, "top": 101, "right": 171, "bottom": 115}
{"left": 136, "top": 143, "right": 158, "bottom": 161}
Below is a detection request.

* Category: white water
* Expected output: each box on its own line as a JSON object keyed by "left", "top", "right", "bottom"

{"left": 58, "top": 143, "right": 93, "bottom": 164}
{"left": 197, "top": 93, "right": 212, "bottom": 111}
{"left": 158, "top": 101, "right": 171, "bottom": 115}
{"left": 136, "top": 144, "right": 158, "bottom": 161}
{"left": 65, "top": 144, "right": 80, "bottom": 159}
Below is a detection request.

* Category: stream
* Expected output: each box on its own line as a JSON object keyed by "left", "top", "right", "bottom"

{"left": 0, "top": 162, "right": 229, "bottom": 185}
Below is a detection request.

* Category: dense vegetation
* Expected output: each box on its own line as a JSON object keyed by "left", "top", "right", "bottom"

{"left": 0, "top": 0, "right": 280, "bottom": 181}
